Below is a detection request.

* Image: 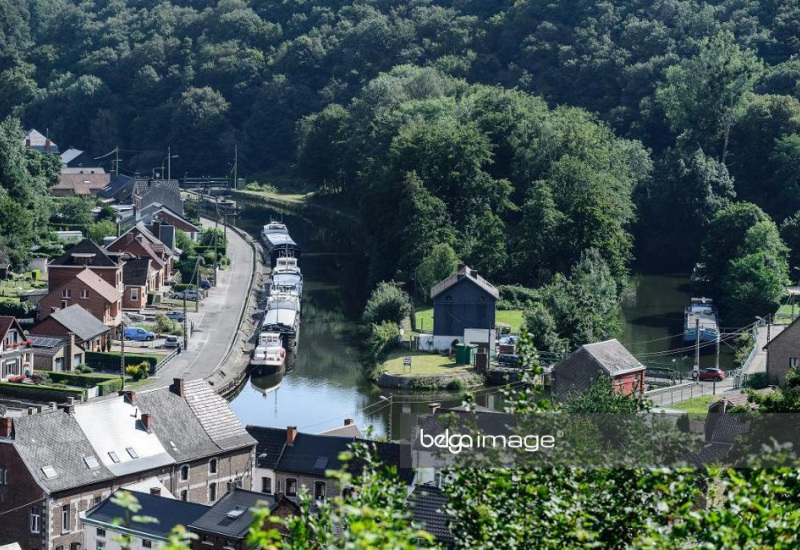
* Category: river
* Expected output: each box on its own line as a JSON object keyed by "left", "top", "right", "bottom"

{"left": 227, "top": 200, "right": 730, "bottom": 439}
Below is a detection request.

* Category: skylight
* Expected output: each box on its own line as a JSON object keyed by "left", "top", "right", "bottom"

{"left": 314, "top": 457, "right": 329, "bottom": 470}
{"left": 108, "top": 451, "right": 120, "bottom": 463}
{"left": 126, "top": 447, "right": 138, "bottom": 459}
{"left": 42, "top": 466, "right": 58, "bottom": 479}
{"left": 83, "top": 456, "right": 100, "bottom": 469}
{"left": 226, "top": 507, "right": 246, "bottom": 519}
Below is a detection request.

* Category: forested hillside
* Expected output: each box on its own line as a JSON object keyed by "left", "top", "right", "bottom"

{"left": 4, "top": 0, "right": 800, "bottom": 323}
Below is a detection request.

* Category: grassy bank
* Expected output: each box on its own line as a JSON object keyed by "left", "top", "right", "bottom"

{"left": 672, "top": 394, "right": 718, "bottom": 420}
{"left": 381, "top": 350, "right": 469, "bottom": 375}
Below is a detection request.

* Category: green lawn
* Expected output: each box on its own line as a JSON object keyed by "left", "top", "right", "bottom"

{"left": 672, "top": 394, "right": 718, "bottom": 420}
{"left": 414, "top": 307, "right": 524, "bottom": 333}
{"left": 381, "top": 350, "right": 470, "bottom": 375}
{"left": 775, "top": 303, "right": 798, "bottom": 324}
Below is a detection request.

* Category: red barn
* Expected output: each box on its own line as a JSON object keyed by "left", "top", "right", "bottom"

{"left": 552, "top": 339, "right": 646, "bottom": 401}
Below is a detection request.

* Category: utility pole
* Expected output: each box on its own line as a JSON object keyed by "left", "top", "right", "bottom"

{"left": 195, "top": 256, "right": 200, "bottom": 313}
{"left": 213, "top": 218, "right": 219, "bottom": 287}
{"left": 233, "top": 144, "right": 238, "bottom": 190}
{"left": 183, "top": 290, "right": 188, "bottom": 349}
{"left": 167, "top": 147, "right": 172, "bottom": 180}
{"left": 694, "top": 319, "right": 701, "bottom": 372}
{"left": 715, "top": 333, "right": 720, "bottom": 370}
{"left": 113, "top": 146, "right": 120, "bottom": 179}
{"left": 120, "top": 319, "right": 125, "bottom": 391}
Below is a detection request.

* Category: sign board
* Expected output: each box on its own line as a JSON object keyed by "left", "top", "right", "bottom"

{"left": 403, "top": 356, "right": 412, "bottom": 367}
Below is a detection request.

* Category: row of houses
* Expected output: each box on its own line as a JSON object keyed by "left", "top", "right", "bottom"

{"left": 0, "top": 378, "right": 450, "bottom": 549}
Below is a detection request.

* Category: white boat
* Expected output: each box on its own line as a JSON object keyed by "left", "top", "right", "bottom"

{"left": 261, "top": 222, "right": 301, "bottom": 266}
{"left": 271, "top": 256, "right": 303, "bottom": 298}
{"left": 262, "top": 294, "right": 301, "bottom": 352}
{"left": 250, "top": 331, "right": 286, "bottom": 370}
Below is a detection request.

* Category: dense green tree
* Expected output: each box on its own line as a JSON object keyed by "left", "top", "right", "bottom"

{"left": 87, "top": 220, "right": 117, "bottom": 244}
{"left": 52, "top": 196, "right": 94, "bottom": 226}
{"left": 415, "top": 242, "right": 459, "bottom": 301}
{"left": 362, "top": 281, "right": 412, "bottom": 325}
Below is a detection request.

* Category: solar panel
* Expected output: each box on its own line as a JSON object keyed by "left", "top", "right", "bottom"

{"left": 29, "top": 336, "right": 61, "bottom": 348}
{"left": 314, "top": 457, "right": 329, "bottom": 470}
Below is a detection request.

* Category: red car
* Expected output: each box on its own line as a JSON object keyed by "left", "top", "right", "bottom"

{"left": 695, "top": 368, "right": 725, "bottom": 381}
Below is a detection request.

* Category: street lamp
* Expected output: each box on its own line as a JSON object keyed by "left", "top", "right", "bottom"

{"left": 162, "top": 149, "right": 179, "bottom": 180}
{"left": 379, "top": 395, "right": 393, "bottom": 441}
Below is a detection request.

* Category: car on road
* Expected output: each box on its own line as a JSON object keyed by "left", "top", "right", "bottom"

{"left": 496, "top": 354, "right": 521, "bottom": 367}
{"left": 694, "top": 367, "right": 726, "bottom": 381}
{"left": 164, "top": 335, "right": 180, "bottom": 349}
{"left": 165, "top": 311, "right": 185, "bottom": 322}
{"left": 200, "top": 279, "right": 212, "bottom": 290}
{"left": 124, "top": 327, "right": 156, "bottom": 341}
{"left": 173, "top": 290, "right": 200, "bottom": 301}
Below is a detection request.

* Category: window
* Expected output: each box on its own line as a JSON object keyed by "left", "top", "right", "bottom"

{"left": 142, "top": 540, "right": 152, "bottom": 548}
{"left": 80, "top": 289, "right": 89, "bottom": 299}
{"left": 130, "top": 288, "right": 139, "bottom": 301}
{"left": 261, "top": 476, "right": 272, "bottom": 494}
{"left": 791, "top": 357, "right": 798, "bottom": 368}
{"left": 201, "top": 534, "right": 213, "bottom": 545}
{"left": 108, "top": 451, "right": 120, "bottom": 463}
{"left": 286, "top": 478, "right": 297, "bottom": 497}
{"left": 180, "top": 489, "right": 188, "bottom": 501}
{"left": 30, "top": 505, "right": 40, "bottom": 533}
{"left": 62, "top": 289, "right": 71, "bottom": 299}
{"left": 0, "top": 467, "right": 7, "bottom": 485}
{"left": 73, "top": 353, "right": 83, "bottom": 366}
{"left": 180, "top": 464, "right": 189, "bottom": 481}
{"left": 51, "top": 307, "right": 57, "bottom": 313}
{"left": 445, "top": 294, "right": 453, "bottom": 301}
{"left": 126, "top": 447, "right": 138, "bottom": 459}
{"left": 209, "top": 458, "right": 217, "bottom": 474}
{"left": 96, "top": 542, "right": 105, "bottom": 550}
{"left": 314, "top": 481, "right": 326, "bottom": 501}
{"left": 62, "top": 504, "right": 71, "bottom": 532}
{"left": 94, "top": 495, "right": 101, "bottom": 505}
{"left": 208, "top": 482, "right": 217, "bottom": 502}
{"left": 56, "top": 546, "right": 64, "bottom": 550}
{"left": 42, "top": 466, "right": 58, "bottom": 479}
{"left": 97, "top": 527, "right": 106, "bottom": 537}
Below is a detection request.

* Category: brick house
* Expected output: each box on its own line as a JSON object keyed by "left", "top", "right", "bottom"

{"left": 106, "top": 223, "right": 177, "bottom": 289}
{"left": 31, "top": 304, "right": 112, "bottom": 354}
{"left": 39, "top": 268, "right": 122, "bottom": 328}
{"left": 764, "top": 316, "right": 800, "bottom": 385}
{"left": 0, "top": 317, "right": 34, "bottom": 381}
{"left": 247, "top": 425, "right": 413, "bottom": 504}
{"left": 0, "top": 379, "right": 256, "bottom": 549}
{"left": 29, "top": 334, "right": 85, "bottom": 374}
{"left": 552, "top": 339, "right": 646, "bottom": 401}
{"left": 122, "top": 259, "right": 153, "bottom": 311}
{"left": 139, "top": 204, "right": 201, "bottom": 241}
{"left": 48, "top": 239, "right": 124, "bottom": 294}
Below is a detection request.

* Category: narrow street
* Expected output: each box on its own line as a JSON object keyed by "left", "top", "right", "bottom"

{"left": 151, "top": 217, "right": 255, "bottom": 383}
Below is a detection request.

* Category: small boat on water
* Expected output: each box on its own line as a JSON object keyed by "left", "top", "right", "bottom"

{"left": 262, "top": 293, "right": 301, "bottom": 352}
{"left": 250, "top": 331, "right": 286, "bottom": 371}
{"left": 271, "top": 256, "right": 303, "bottom": 298}
{"left": 684, "top": 297, "right": 719, "bottom": 343}
{"left": 261, "top": 222, "right": 301, "bottom": 266}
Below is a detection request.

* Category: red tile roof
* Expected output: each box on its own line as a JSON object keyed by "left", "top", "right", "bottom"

{"left": 54, "top": 173, "right": 111, "bottom": 194}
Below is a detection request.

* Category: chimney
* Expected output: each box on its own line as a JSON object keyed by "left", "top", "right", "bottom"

{"left": 141, "top": 413, "right": 153, "bottom": 433}
{"left": 25, "top": 138, "right": 31, "bottom": 147}
{"left": 171, "top": 378, "right": 185, "bottom": 398}
{"left": 119, "top": 390, "right": 136, "bottom": 404}
{"left": 286, "top": 426, "right": 297, "bottom": 445}
{"left": 45, "top": 138, "right": 51, "bottom": 152}
{"left": 152, "top": 221, "right": 161, "bottom": 237}
{"left": 344, "top": 418, "right": 354, "bottom": 426}
{"left": 67, "top": 332, "right": 75, "bottom": 372}
{"left": 470, "top": 269, "right": 478, "bottom": 278}
{"left": 150, "top": 486, "right": 161, "bottom": 496}
{"left": 429, "top": 403, "right": 441, "bottom": 415}
{"left": 0, "top": 417, "right": 12, "bottom": 438}
{"left": 274, "top": 491, "right": 285, "bottom": 503}
{"left": 49, "top": 402, "right": 57, "bottom": 411}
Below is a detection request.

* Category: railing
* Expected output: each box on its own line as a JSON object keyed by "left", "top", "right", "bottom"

{"left": 151, "top": 348, "right": 180, "bottom": 375}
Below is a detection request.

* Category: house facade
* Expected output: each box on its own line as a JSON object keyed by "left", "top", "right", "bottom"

{"left": 31, "top": 304, "right": 112, "bottom": 354}
{"left": 48, "top": 239, "right": 124, "bottom": 294}
{"left": 429, "top": 264, "right": 498, "bottom": 352}
{"left": 552, "top": 339, "right": 646, "bottom": 401}
{"left": 39, "top": 268, "right": 122, "bottom": 328}
{"left": 764, "top": 316, "right": 800, "bottom": 385}
{"left": 0, "top": 317, "right": 34, "bottom": 381}
{"left": 29, "top": 334, "right": 84, "bottom": 373}
{"left": 122, "top": 259, "right": 153, "bottom": 311}
{"left": 0, "top": 379, "right": 256, "bottom": 549}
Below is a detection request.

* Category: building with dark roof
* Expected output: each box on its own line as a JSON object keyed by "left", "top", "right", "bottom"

{"left": 552, "top": 339, "right": 646, "bottom": 401}
{"left": 98, "top": 174, "right": 138, "bottom": 203}
{"left": 764, "top": 315, "right": 800, "bottom": 386}
{"left": 59, "top": 148, "right": 99, "bottom": 169}
{"left": 247, "top": 425, "right": 414, "bottom": 503}
{"left": 428, "top": 264, "right": 498, "bottom": 352}
{"left": 122, "top": 258, "right": 154, "bottom": 310}
{"left": 30, "top": 304, "right": 110, "bottom": 352}
{"left": 139, "top": 204, "right": 201, "bottom": 241}
{"left": 48, "top": 239, "right": 125, "bottom": 294}
{"left": 0, "top": 378, "right": 256, "bottom": 549}
{"left": 408, "top": 484, "right": 454, "bottom": 547}
{"left": 0, "top": 317, "right": 33, "bottom": 381}
{"left": 134, "top": 179, "right": 184, "bottom": 217}
{"left": 82, "top": 489, "right": 209, "bottom": 548}
{"left": 189, "top": 487, "right": 300, "bottom": 548}
{"left": 107, "top": 223, "right": 176, "bottom": 289}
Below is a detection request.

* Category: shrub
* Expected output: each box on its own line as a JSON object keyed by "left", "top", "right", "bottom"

{"left": 85, "top": 351, "right": 158, "bottom": 372}
{"left": 125, "top": 361, "right": 150, "bottom": 381}
{"left": 360, "top": 321, "right": 399, "bottom": 378}
{"left": 97, "top": 378, "right": 123, "bottom": 395}
{"left": 363, "top": 282, "right": 412, "bottom": 325}
{"left": 498, "top": 284, "right": 540, "bottom": 310}
{"left": 446, "top": 378, "right": 466, "bottom": 392}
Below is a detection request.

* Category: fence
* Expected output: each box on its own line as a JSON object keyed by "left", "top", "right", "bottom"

{"left": 645, "top": 381, "right": 722, "bottom": 407}
{"left": 152, "top": 348, "right": 180, "bottom": 374}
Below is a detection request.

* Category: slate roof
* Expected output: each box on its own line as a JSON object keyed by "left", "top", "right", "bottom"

{"left": 134, "top": 180, "right": 184, "bottom": 216}
{"left": 45, "top": 304, "right": 110, "bottom": 341}
{"left": 247, "top": 425, "right": 286, "bottom": 470}
{"left": 182, "top": 379, "right": 257, "bottom": 452}
{"left": 144, "top": 205, "right": 201, "bottom": 233}
{"left": 123, "top": 258, "right": 152, "bottom": 286}
{"left": 84, "top": 490, "right": 208, "bottom": 539}
{"left": 59, "top": 148, "right": 84, "bottom": 165}
{"left": 53, "top": 172, "right": 110, "bottom": 195}
{"left": 50, "top": 239, "right": 120, "bottom": 268}
{"left": 431, "top": 264, "right": 499, "bottom": 299}
{"left": 569, "top": 339, "right": 645, "bottom": 375}
{"left": 71, "top": 268, "right": 123, "bottom": 303}
{"left": 408, "top": 484, "right": 454, "bottom": 545}
{"left": 190, "top": 488, "right": 286, "bottom": 538}
{"left": 412, "top": 409, "right": 517, "bottom": 452}
{"left": 109, "top": 222, "right": 176, "bottom": 259}
{"left": 24, "top": 129, "right": 59, "bottom": 153}
{"left": 98, "top": 174, "right": 137, "bottom": 201}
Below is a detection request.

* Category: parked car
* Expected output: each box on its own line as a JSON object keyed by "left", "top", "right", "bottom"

{"left": 173, "top": 290, "right": 199, "bottom": 301}
{"left": 165, "top": 311, "right": 185, "bottom": 322}
{"left": 164, "top": 335, "right": 180, "bottom": 349}
{"left": 497, "top": 354, "right": 521, "bottom": 367}
{"left": 125, "top": 312, "right": 146, "bottom": 322}
{"left": 124, "top": 327, "right": 156, "bottom": 341}
{"left": 695, "top": 367, "right": 725, "bottom": 381}
{"left": 498, "top": 335, "right": 520, "bottom": 346}
{"left": 200, "top": 279, "right": 212, "bottom": 290}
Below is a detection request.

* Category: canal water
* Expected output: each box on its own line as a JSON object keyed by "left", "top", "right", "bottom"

{"left": 227, "top": 200, "right": 732, "bottom": 438}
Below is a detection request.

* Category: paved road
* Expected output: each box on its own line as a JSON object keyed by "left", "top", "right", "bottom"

{"left": 151, "top": 218, "right": 255, "bottom": 383}
{"left": 745, "top": 323, "right": 786, "bottom": 375}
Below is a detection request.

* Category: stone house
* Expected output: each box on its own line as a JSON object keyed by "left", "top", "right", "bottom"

{"left": 0, "top": 317, "right": 34, "bottom": 381}
{"left": 552, "top": 339, "right": 646, "bottom": 401}
{"left": 30, "top": 304, "right": 110, "bottom": 354}
{"left": 48, "top": 239, "right": 125, "bottom": 295}
{"left": 246, "top": 425, "right": 413, "bottom": 504}
{"left": 0, "top": 379, "right": 256, "bottom": 549}
{"left": 39, "top": 268, "right": 123, "bottom": 328}
{"left": 764, "top": 316, "right": 800, "bottom": 385}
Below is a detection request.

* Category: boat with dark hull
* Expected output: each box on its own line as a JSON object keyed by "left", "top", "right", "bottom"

{"left": 271, "top": 256, "right": 303, "bottom": 298}
{"left": 684, "top": 297, "right": 719, "bottom": 343}
{"left": 261, "top": 222, "right": 301, "bottom": 266}
{"left": 261, "top": 293, "right": 301, "bottom": 352}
